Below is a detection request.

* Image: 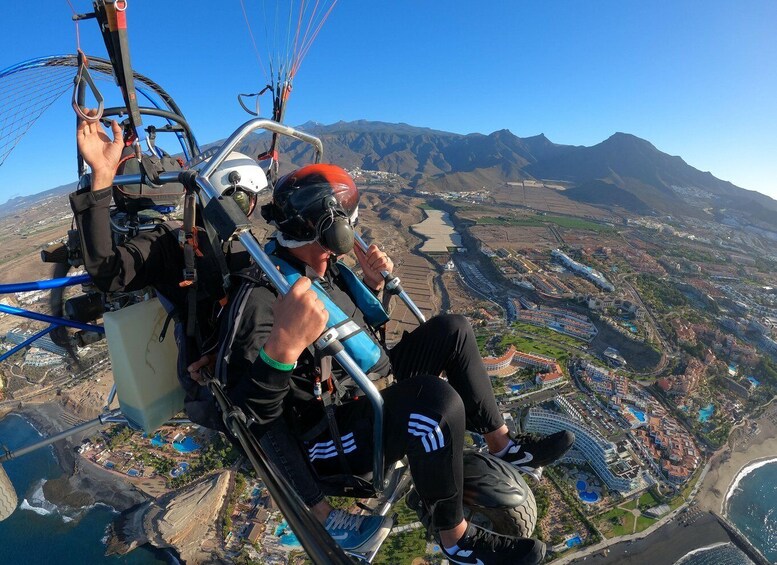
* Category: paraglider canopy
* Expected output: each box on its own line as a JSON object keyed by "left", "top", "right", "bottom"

{"left": 238, "top": 0, "right": 338, "bottom": 178}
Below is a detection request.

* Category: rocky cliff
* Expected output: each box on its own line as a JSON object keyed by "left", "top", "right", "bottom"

{"left": 107, "top": 470, "right": 233, "bottom": 564}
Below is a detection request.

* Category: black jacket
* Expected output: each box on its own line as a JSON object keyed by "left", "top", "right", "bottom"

{"left": 224, "top": 246, "right": 391, "bottom": 434}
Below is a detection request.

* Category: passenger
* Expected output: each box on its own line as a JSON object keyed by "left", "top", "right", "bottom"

{"left": 71, "top": 111, "right": 389, "bottom": 553}
{"left": 71, "top": 111, "right": 259, "bottom": 430}
{"left": 219, "top": 163, "right": 575, "bottom": 564}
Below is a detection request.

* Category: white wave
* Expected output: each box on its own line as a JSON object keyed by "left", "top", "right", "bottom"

{"left": 6, "top": 413, "right": 45, "bottom": 438}
{"left": 674, "top": 542, "right": 733, "bottom": 564}
{"left": 81, "top": 501, "right": 118, "bottom": 514}
{"left": 723, "top": 457, "right": 777, "bottom": 511}
{"left": 19, "top": 498, "right": 54, "bottom": 517}
{"left": 18, "top": 479, "right": 73, "bottom": 524}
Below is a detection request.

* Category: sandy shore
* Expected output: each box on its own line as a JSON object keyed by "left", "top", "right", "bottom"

{"left": 11, "top": 401, "right": 147, "bottom": 513}
{"left": 695, "top": 400, "right": 777, "bottom": 515}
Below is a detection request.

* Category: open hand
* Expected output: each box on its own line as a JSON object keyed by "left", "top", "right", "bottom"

{"left": 76, "top": 108, "right": 123, "bottom": 190}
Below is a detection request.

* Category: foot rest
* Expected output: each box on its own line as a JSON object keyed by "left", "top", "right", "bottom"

{"left": 345, "top": 513, "right": 395, "bottom": 564}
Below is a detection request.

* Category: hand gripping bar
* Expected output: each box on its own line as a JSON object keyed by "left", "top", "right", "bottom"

{"left": 353, "top": 232, "right": 427, "bottom": 325}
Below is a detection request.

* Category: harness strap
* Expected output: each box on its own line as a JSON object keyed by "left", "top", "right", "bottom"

{"left": 179, "top": 192, "right": 198, "bottom": 339}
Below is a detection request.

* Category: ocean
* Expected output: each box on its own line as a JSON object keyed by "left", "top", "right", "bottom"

{"left": 0, "top": 414, "right": 168, "bottom": 565}
{"left": 673, "top": 458, "right": 777, "bottom": 565}
{"left": 725, "top": 459, "right": 777, "bottom": 563}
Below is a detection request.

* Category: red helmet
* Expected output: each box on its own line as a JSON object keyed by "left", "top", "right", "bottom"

{"left": 261, "top": 164, "right": 359, "bottom": 252}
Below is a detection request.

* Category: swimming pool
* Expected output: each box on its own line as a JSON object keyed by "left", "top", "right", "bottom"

{"left": 575, "top": 480, "right": 600, "bottom": 504}
{"left": 275, "top": 520, "right": 301, "bottom": 548}
{"left": 150, "top": 433, "right": 166, "bottom": 448}
{"left": 510, "top": 384, "right": 525, "bottom": 392}
{"left": 698, "top": 404, "right": 714, "bottom": 423}
{"left": 172, "top": 437, "right": 200, "bottom": 453}
{"left": 566, "top": 535, "right": 582, "bottom": 547}
{"left": 628, "top": 407, "right": 646, "bottom": 423}
{"left": 747, "top": 376, "right": 760, "bottom": 387}
{"left": 170, "top": 462, "right": 190, "bottom": 478}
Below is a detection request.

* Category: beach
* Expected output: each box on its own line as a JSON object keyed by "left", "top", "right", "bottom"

{"left": 694, "top": 400, "right": 777, "bottom": 515}
{"left": 13, "top": 401, "right": 148, "bottom": 512}
{"left": 561, "top": 401, "right": 777, "bottom": 564}
{"left": 1, "top": 377, "right": 149, "bottom": 515}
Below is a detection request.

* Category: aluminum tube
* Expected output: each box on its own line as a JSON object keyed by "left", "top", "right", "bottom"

{"left": 0, "top": 274, "right": 91, "bottom": 294}
{"left": 111, "top": 171, "right": 182, "bottom": 186}
{"left": 0, "top": 412, "right": 118, "bottom": 463}
{"left": 0, "top": 326, "right": 56, "bottom": 363}
{"left": 353, "top": 232, "right": 426, "bottom": 324}
{"left": 0, "top": 304, "right": 104, "bottom": 334}
{"left": 399, "top": 290, "right": 427, "bottom": 323}
{"left": 199, "top": 119, "right": 323, "bottom": 179}
{"left": 332, "top": 348, "right": 385, "bottom": 490}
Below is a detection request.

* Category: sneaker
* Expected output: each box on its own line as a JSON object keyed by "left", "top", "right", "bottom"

{"left": 324, "top": 509, "right": 391, "bottom": 553}
{"left": 499, "top": 430, "right": 575, "bottom": 470}
{"left": 442, "top": 522, "right": 546, "bottom": 565}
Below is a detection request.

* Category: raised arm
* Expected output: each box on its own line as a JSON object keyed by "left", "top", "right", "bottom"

{"left": 69, "top": 110, "right": 175, "bottom": 293}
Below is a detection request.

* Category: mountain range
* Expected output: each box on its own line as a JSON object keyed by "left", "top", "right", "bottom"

{"left": 4, "top": 120, "right": 775, "bottom": 226}
{"left": 237, "top": 120, "right": 776, "bottom": 226}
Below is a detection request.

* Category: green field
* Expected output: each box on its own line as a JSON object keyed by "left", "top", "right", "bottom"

{"left": 501, "top": 333, "right": 571, "bottom": 363}
{"left": 638, "top": 491, "right": 659, "bottom": 509}
{"left": 599, "top": 507, "right": 634, "bottom": 538}
{"left": 621, "top": 498, "right": 638, "bottom": 511}
{"left": 635, "top": 515, "right": 657, "bottom": 533}
{"left": 477, "top": 214, "right": 614, "bottom": 232}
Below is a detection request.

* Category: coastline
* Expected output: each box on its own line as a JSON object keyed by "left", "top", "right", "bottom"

{"left": 4, "top": 401, "right": 148, "bottom": 513}
{"left": 560, "top": 402, "right": 777, "bottom": 564}
{"left": 695, "top": 401, "right": 777, "bottom": 516}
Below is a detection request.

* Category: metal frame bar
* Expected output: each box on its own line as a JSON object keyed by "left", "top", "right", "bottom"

{"left": 0, "top": 273, "right": 91, "bottom": 294}
{"left": 0, "top": 325, "right": 57, "bottom": 363}
{"left": 0, "top": 410, "right": 123, "bottom": 463}
{"left": 0, "top": 304, "right": 103, "bottom": 334}
{"left": 353, "top": 233, "right": 426, "bottom": 325}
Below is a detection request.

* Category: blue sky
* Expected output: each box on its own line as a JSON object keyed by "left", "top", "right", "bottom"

{"left": 1, "top": 1, "right": 775, "bottom": 203}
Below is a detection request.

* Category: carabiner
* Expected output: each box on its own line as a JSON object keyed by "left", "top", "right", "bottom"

{"left": 71, "top": 51, "right": 104, "bottom": 123}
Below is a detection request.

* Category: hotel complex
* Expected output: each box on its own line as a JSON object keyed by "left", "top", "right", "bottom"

{"left": 482, "top": 346, "right": 565, "bottom": 388}
{"left": 552, "top": 249, "right": 615, "bottom": 292}
{"left": 525, "top": 406, "right": 645, "bottom": 495}
{"left": 514, "top": 304, "right": 598, "bottom": 342}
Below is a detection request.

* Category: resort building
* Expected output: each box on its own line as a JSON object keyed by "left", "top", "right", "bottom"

{"left": 580, "top": 362, "right": 629, "bottom": 398}
{"left": 551, "top": 249, "right": 615, "bottom": 292}
{"left": 515, "top": 306, "right": 598, "bottom": 341}
{"left": 483, "top": 346, "right": 520, "bottom": 377}
{"left": 482, "top": 346, "right": 564, "bottom": 384}
{"left": 525, "top": 407, "right": 644, "bottom": 495}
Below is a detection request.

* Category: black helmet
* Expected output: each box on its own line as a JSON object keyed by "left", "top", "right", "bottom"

{"left": 261, "top": 164, "right": 359, "bottom": 254}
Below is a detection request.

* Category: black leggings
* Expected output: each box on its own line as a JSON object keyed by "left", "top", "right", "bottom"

{"left": 305, "top": 314, "right": 504, "bottom": 530}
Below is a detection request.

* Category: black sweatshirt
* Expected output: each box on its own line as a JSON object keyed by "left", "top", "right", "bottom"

{"left": 224, "top": 246, "right": 392, "bottom": 434}
{"left": 68, "top": 187, "right": 249, "bottom": 367}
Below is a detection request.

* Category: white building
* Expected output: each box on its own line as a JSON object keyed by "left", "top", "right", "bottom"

{"left": 525, "top": 407, "right": 644, "bottom": 495}
{"left": 552, "top": 249, "right": 614, "bottom": 292}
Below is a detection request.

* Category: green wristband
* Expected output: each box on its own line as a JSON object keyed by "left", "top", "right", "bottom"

{"left": 259, "top": 347, "right": 296, "bottom": 371}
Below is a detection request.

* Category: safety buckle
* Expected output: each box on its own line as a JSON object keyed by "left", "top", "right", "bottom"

{"left": 179, "top": 267, "right": 197, "bottom": 288}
